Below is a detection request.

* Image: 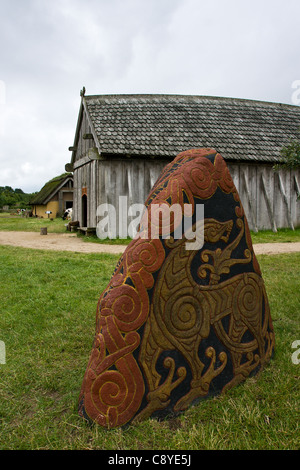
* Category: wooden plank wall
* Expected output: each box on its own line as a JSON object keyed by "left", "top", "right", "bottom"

{"left": 228, "top": 162, "right": 300, "bottom": 232}
{"left": 96, "top": 159, "right": 168, "bottom": 235}
{"left": 73, "top": 159, "right": 168, "bottom": 231}
{"left": 75, "top": 111, "right": 95, "bottom": 162}
{"left": 73, "top": 159, "right": 300, "bottom": 234}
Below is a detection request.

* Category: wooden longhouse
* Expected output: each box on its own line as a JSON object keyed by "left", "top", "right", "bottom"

{"left": 66, "top": 91, "right": 300, "bottom": 235}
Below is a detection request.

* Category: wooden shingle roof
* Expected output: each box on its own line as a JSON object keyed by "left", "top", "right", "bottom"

{"left": 77, "top": 94, "right": 300, "bottom": 163}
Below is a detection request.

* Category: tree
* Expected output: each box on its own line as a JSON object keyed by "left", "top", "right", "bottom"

{"left": 0, "top": 186, "right": 35, "bottom": 209}
{"left": 273, "top": 130, "right": 300, "bottom": 171}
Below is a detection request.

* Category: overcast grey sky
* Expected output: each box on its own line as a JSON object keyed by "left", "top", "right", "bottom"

{"left": 0, "top": 0, "right": 300, "bottom": 193}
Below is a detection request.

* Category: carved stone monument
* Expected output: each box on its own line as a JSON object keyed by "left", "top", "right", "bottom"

{"left": 79, "top": 148, "right": 275, "bottom": 428}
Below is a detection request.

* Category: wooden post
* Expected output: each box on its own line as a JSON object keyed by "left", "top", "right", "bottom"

{"left": 40, "top": 227, "right": 47, "bottom": 235}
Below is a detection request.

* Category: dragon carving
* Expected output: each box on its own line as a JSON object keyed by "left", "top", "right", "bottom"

{"left": 78, "top": 149, "right": 275, "bottom": 428}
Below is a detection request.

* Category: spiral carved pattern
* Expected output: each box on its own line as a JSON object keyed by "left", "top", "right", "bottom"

{"left": 235, "top": 277, "right": 261, "bottom": 318}
{"left": 79, "top": 238, "right": 165, "bottom": 428}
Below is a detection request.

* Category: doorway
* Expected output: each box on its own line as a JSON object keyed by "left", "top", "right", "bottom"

{"left": 82, "top": 194, "right": 87, "bottom": 227}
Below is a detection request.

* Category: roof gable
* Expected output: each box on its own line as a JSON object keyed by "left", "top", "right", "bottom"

{"left": 72, "top": 94, "right": 300, "bottom": 163}
{"left": 31, "top": 173, "right": 73, "bottom": 205}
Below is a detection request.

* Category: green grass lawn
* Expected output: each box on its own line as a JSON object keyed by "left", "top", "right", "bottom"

{"left": 251, "top": 227, "right": 300, "bottom": 244}
{"left": 0, "top": 214, "right": 67, "bottom": 233}
{"left": 1, "top": 214, "right": 300, "bottom": 245}
{"left": 78, "top": 226, "right": 300, "bottom": 245}
{"left": 0, "top": 245, "right": 299, "bottom": 450}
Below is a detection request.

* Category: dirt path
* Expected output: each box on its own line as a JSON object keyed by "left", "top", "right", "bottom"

{"left": 0, "top": 231, "right": 126, "bottom": 254}
{"left": 0, "top": 231, "right": 300, "bottom": 256}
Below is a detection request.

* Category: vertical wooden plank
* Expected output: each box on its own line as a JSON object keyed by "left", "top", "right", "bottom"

{"left": 88, "top": 161, "right": 97, "bottom": 228}
{"left": 148, "top": 161, "right": 167, "bottom": 189}
{"left": 260, "top": 170, "right": 277, "bottom": 232}
{"left": 249, "top": 164, "right": 258, "bottom": 232}
{"left": 97, "top": 160, "right": 106, "bottom": 208}
{"left": 227, "top": 163, "right": 239, "bottom": 193}
{"left": 277, "top": 170, "right": 294, "bottom": 229}
{"left": 77, "top": 168, "right": 81, "bottom": 223}
{"left": 273, "top": 169, "right": 285, "bottom": 228}
{"left": 239, "top": 165, "right": 258, "bottom": 232}
{"left": 293, "top": 171, "right": 300, "bottom": 227}
{"left": 73, "top": 170, "right": 78, "bottom": 222}
{"left": 114, "top": 161, "right": 124, "bottom": 235}
{"left": 76, "top": 167, "right": 81, "bottom": 225}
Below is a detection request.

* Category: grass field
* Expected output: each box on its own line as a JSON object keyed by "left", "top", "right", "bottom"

{"left": 0, "top": 245, "right": 299, "bottom": 450}
{"left": 251, "top": 227, "right": 300, "bottom": 244}
{"left": 0, "top": 214, "right": 300, "bottom": 245}
{"left": 0, "top": 214, "right": 67, "bottom": 233}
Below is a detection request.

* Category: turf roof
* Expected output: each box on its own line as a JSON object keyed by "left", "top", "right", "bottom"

{"left": 30, "top": 173, "right": 72, "bottom": 205}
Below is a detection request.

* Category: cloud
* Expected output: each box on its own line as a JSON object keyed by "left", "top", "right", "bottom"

{"left": 0, "top": 0, "right": 299, "bottom": 193}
